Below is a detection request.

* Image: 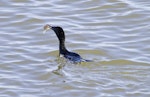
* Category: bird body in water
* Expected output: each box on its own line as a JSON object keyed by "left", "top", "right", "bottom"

{"left": 43, "top": 24, "right": 91, "bottom": 63}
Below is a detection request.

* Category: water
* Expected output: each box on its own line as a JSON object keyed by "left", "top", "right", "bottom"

{"left": 0, "top": 0, "right": 150, "bottom": 97}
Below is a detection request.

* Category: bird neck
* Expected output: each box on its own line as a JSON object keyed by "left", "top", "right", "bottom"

{"left": 51, "top": 26, "right": 69, "bottom": 55}
{"left": 59, "top": 39, "right": 68, "bottom": 55}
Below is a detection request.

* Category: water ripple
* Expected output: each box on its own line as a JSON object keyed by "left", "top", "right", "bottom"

{"left": 0, "top": 0, "right": 150, "bottom": 97}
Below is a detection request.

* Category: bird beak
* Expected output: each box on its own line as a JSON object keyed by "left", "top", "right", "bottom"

{"left": 43, "top": 30, "right": 47, "bottom": 34}
{"left": 43, "top": 24, "right": 51, "bottom": 34}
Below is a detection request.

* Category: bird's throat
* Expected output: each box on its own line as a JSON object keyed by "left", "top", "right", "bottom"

{"left": 59, "top": 40, "right": 68, "bottom": 55}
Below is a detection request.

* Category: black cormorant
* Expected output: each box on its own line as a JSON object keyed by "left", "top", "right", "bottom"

{"left": 43, "top": 24, "right": 91, "bottom": 63}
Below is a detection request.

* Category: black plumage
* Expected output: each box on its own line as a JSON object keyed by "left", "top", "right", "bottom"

{"left": 44, "top": 24, "right": 91, "bottom": 63}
